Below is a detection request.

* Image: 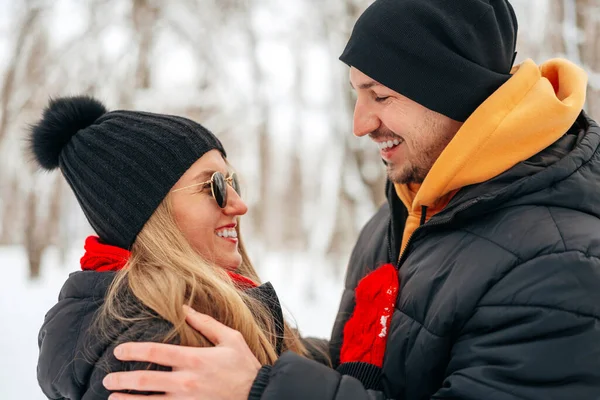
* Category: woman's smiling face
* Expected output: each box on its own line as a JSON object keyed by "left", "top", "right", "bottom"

{"left": 170, "top": 150, "right": 248, "bottom": 269}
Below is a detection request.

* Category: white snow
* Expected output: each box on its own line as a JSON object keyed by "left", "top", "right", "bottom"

{"left": 378, "top": 315, "right": 388, "bottom": 338}
{"left": 0, "top": 247, "right": 74, "bottom": 400}
{"left": 0, "top": 246, "right": 343, "bottom": 399}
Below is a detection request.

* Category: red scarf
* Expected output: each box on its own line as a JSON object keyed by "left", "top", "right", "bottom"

{"left": 80, "top": 236, "right": 257, "bottom": 289}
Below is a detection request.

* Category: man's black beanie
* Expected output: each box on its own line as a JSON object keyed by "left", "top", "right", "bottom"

{"left": 28, "top": 96, "right": 226, "bottom": 249}
{"left": 340, "top": 0, "right": 519, "bottom": 122}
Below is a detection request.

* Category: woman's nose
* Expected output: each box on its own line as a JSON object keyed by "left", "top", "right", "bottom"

{"left": 224, "top": 185, "right": 248, "bottom": 216}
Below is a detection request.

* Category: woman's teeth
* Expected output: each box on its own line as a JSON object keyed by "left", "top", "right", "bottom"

{"left": 378, "top": 139, "right": 402, "bottom": 150}
{"left": 216, "top": 229, "right": 237, "bottom": 239}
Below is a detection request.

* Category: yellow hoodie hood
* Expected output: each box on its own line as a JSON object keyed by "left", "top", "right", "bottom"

{"left": 395, "top": 58, "right": 588, "bottom": 255}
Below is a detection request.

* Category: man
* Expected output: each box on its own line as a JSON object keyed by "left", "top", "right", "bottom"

{"left": 102, "top": 0, "right": 600, "bottom": 399}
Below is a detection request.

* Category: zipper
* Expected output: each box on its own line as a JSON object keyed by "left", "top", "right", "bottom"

{"left": 395, "top": 199, "right": 481, "bottom": 269}
{"left": 395, "top": 206, "right": 426, "bottom": 268}
{"left": 419, "top": 205, "right": 427, "bottom": 226}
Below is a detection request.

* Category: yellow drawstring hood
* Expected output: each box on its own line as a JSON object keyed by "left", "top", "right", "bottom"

{"left": 395, "top": 58, "right": 588, "bottom": 255}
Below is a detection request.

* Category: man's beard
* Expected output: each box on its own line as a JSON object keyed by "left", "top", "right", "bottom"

{"left": 372, "top": 126, "right": 419, "bottom": 184}
{"left": 372, "top": 123, "right": 444, "bottom": 185}
{"left": 385, "top": 160, "right": 426, "bottom": 184}
{"left": 375, "top": 113, "right": 458, "bottom": 185}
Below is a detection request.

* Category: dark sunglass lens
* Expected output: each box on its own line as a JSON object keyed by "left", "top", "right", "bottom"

{"left": 231, "top": 173, "right": 241, "bottom": 196}
{"left": 212, "top": 172, "right": 227, "bottom": 208}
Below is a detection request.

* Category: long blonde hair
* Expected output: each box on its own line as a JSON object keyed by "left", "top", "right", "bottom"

{"left": 96, "top": 198, "right": 307, "bottom": 365}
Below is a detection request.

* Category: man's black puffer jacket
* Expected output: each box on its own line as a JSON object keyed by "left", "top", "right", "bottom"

{"left": 250, "top": 113, "right": 600, "bottom": 400}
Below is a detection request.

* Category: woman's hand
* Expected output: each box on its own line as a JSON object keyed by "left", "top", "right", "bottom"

{"left": 103, "top": 306, "right": 261, "bottom": 400}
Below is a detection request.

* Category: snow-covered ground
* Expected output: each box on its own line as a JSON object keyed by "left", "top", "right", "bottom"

{"left": 0, "top": 246, "right": 344, "bottom": 399}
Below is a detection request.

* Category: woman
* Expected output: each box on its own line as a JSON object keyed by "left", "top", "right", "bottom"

{"left": 33, "top": 96, "right": 324, "bottom": 400}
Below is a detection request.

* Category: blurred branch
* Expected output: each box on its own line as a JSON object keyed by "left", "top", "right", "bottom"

{"left": 575, "top": 0, "right": 600, "bottom": 116}
{"left": 132, "top": 0, "right": 159, "bottom": 89}
{"left": 238, "top": 0, "right": 272, "bottom": 247}
{"left": 0, "top": 5, "right": 41, "bottom": 146}
{"left": 0, "top": 177, "right": 20, "bottom": 245}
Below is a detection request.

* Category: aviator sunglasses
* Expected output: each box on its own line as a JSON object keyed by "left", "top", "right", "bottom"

{"left": 171, "top": 171, "right": 240, "bottom": 208}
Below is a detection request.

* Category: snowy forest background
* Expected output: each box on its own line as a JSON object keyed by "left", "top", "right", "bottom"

{"left": 0, "top": 0, "right": 599, "bottom": 398}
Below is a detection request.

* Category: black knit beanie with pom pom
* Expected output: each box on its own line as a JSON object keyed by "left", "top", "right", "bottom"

{"left": 28, "top": 95, "right": 226, "bottom": 250}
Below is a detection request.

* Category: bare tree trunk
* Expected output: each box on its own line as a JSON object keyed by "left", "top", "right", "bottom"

{"left": 282, "top": 41, "right": 307, "bottom": 250}
{"left": 47, "top": 178, "right": 63, "bottom": 246}
{"left": 24, "top": 191, "right": 43, "bottom": 279}
{"left": 15, "top": 7, "right": 55, "bottom": 278}
{"left": 546, "top": 0, "right": 567, "bottom": 55}
{"left": 0, "top": 5, "right": 41, "bottom": 145}
{"left": 575, "top": 0, "right": 600, "bottom": 117}
{"left": 132, "top": 0, "right": 158, "bottom": 90}
{"left": 0, "top": 4, "right": 49, "bottom": 256}
{"left": 24, "top": 175, "right": 64, "bottom": 278}
{"left": 0, "top": 177, "right": 21, "bottom": 245}
{"left": 256, "top": 123, "right": 270, "bottom": 231}
{"left": 56, "top": 180, "right": 71, "bottom": 267}
{"left": 243, "top": 1, "right": 272, "bottom": 251}
{"left": 24, "top": 174, "right": 64, "bottom": 279}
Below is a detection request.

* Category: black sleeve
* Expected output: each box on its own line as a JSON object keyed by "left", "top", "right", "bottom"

{"left": 83, "top": 320, "right": 175, "bottom": 400}
{"left": 432, "top": 254, "right": 600, "bottom": 400}
{"left": 248, "top": 352, "right": 387, "bottom": 400}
